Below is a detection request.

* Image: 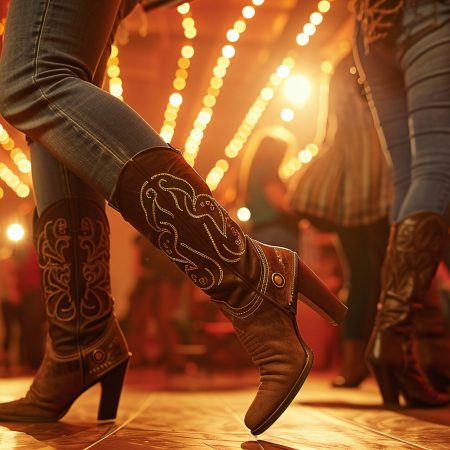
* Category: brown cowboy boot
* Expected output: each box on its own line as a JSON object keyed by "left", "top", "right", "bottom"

{"left": 113, "top": 145, "right": 347, "bottom": 434}
{"left": 366, "top": 213, "right": 450, "bottom": 407}
{"left": 0, "top": 198, "right": 130, "bottom": 422}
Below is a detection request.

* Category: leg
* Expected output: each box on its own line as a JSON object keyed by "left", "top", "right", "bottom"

{"left": 396, "top": 3, "right": 450, "bottom": 221}
{"left": 354, "top": 4, "right": 450, "bottom": 406}
{"left": 0, "top": 0, "right": 166, "bottom": 201}
{"left": 332, "top": 220, "right": 389, "bottom": 388}
{"left": 354, "top": 25, "right": 411, "bottom": 222}
{"left": 0, "top": 2, "right": 132, "bottom": 421}
{"left": 0, "top": 0, "right": 346, "bottom": 432}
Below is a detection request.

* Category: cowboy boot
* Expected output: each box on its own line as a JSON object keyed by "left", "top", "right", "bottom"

{"left": 366, "top": 213, "right": 450, "bottom": 407}
{"left": 113, "top": 145, "right": 347, "bottom": 434}
{"left": 0, "top": 198, "right": 130, "bottom": 422}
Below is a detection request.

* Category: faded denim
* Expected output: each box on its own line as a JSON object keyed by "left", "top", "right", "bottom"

{"left": 0, "top": 0, "right": 166, "bottom": 212}
{"left": 354, "top": 0, "right": 450, "bottom": 222}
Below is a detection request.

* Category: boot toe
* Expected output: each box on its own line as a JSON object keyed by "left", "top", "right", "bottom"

{"left": 0, "top": 399, "right": 57, "bottom": 422}
{"left": 245, "top": 350, "right": 313, "bottom": 434}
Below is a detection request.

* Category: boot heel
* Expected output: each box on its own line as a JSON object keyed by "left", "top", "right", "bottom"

{"left": 297, "top": 259, "right": 347, "bottom": 325}
{"left": 370, "top": 364, "right": 400, "bottom": 407}
{"left": 97, "top": 358, "right": 130, "bottom": 421}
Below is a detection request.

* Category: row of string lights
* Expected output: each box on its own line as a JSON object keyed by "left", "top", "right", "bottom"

{"left": 0, "top": 1, "right": 335, "bottom": 219}
{"left": 0, "top": 16, "right": 32, "bottom": 203}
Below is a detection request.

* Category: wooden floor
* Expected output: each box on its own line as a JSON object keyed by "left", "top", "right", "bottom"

{"left": 0, "top": 369, "right": 449, "bottom": 449}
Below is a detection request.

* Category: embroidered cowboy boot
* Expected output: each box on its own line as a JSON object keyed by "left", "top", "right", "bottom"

{"left": 0, "top": 198, "right": 130, "bottom": 422}
{"left": 366, "top": 212, "right": 450, "bottom": 407}
{"left": 113, "top": 145, "right": 347, "bottom": 434}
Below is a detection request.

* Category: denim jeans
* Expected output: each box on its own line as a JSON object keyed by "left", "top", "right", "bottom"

{"left": 0, "top": 0, "right": 166, "bottom": 214}
{"left": 354, "top": 0, "right": 450, "bottom": 223}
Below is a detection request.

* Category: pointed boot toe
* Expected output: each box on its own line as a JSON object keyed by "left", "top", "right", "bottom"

{"left": 215, "top": 245, "right": 314, "bottom": 435}
{"left": 244, "top": 343, "right": 313, "bottom": 434}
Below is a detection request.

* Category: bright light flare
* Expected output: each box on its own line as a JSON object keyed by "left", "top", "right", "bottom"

{"left": 177, "top": 3, "right": 190, "bottom": 14}
{"left": 242, "top": 6, "right": 256, "bottom": 19}
{"left": 283, "top": 75, "right": 311, "bottom": 104}
{"left": 6, "top": 224, "right": 25, "bottom": 242}
{"left": 318, "top": 1, "right": 331, "bottom": 13}
{"left": 280, "top": 108, "right": 295, "bottom": 122}
{"left": 237, "top": 207, "right": 251, "bottom": 222}
{"left": 169, "top": 93, "right": 183, "bottom": 107}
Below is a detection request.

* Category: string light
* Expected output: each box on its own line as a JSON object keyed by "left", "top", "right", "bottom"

{"left": 318, "top": 1, "right": 331, "bottom": 13}
{"left": 0, "top": 162, "right": 31, "bottom": 198}
{"left": 183, "top": 1, "right": 266, "bottom": 167}
{"left": 237, "top": 207, "right": 251, "bottom": 222}
{"left": 280, "top": 108, "right": 295, "bottom": 122}
{"left": 279, "top": 62, "right": 331, "bottom": 179}
{"left": 0, "top": 122, "right": 32, "bottom": 199}
{"left": 205, "top": 57, "right": 295, "bottom": 190}
{"left": 6, "top": 223, "right": 25, "bottom": 242}
{"left": 159, "top": 3, "right": 197, "bottom": 143}
{"left": 107, "top": 44, "right": 124, "bottom": 101}
{"left": 206, "top": 0, "right": 333, "bottom": 190}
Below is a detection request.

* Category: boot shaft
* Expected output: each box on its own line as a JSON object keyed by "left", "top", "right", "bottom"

{"left": 115, "top": 145, "right": 299, "bottom": 310}
{"left": 378, "top": 212, "right": 449, "bottom": 331}
{"left": 36, "top": 198, "right": 115, "bottom": 355}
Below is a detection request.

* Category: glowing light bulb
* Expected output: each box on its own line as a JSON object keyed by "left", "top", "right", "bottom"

{"left": 276, "top": 65, "right": 291, "bottom": 78}
{"left": 237, "top": 207, "right": 251, "bottom": 222}
{"left": 318, "top": 1, "right": 331, "bottom": 13}
{"left": 281, "top": 108, "right": 295, "bottom": 122}
{"left": 310, "top": 12, "right": 323, "bottom": 25}
{"left": 177, "top": 3, "right": 190, "bottom": 14}
{"left": 296, "top": 33, "right": 309, "bottom": 46}
{"left": 181, "top": 45, "right": 194, "bottom": 59}
{"left": 226, "top": 29, "right": 239, "bottom": 42}
{"left": 321, "top": 61, "right": 333, "bottom": 74}
{"left": 169, "top": 93, "right": 183, "bottom": 107}
{"left": 298, "top": 149, "right": 313, "bottom": 163}
{"left": 242, "top": 6, "right": 255, "bottom": 19}
{"left": 283, "top": 75, "right": 311, "bottom": 104}
{"left": 234, "top": 20, "right": 246, "bottom": 33}
{"left": 6, "top": 223, "right": 25, "bottom": 241}
{"left": 182, "top": 17, "right": 194, "bottom": 29}
{"left": 16, "top": 184, "right": 30, "bottom": 198}
{"left": 222, "top": 45, "right": 235, "bottom": 58}
{"left": 303, "top": 23, "right": 316, "bottom": 36}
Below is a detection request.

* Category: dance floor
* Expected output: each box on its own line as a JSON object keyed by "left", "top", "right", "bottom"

{"left": 0, "top": 369, "right": 449, "bottom": 449}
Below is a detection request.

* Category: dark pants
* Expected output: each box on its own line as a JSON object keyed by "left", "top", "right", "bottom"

{"left": 336, "top": 218, "right": 390, "bottom": 341}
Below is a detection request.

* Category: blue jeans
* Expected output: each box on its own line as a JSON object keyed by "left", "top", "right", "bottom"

{"left": 354, "top": 0, "right": 450, "bottom": 223}
{"left": 0, "top": 0, "right": 166, "bottom": 214}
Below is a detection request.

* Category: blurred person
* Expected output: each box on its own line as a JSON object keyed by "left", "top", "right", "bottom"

{"left": 289, "top": 53, "right": 392, "bottom": 388}
{"left": 0, "top": 250, "right": 22, "bottom": 371}
{"left": 0, "top": 0, "right": 346, "bottom": 434}
{"left": 354, "top": 0, "right": 450, "bottom": 406}
{"left": 12, "top": 239, "right": 46, "bottom": 371}
{"left": 243, "top": 136, "right": 299, "bottom": 253}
